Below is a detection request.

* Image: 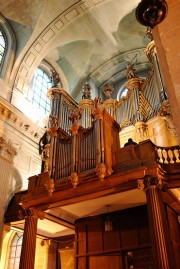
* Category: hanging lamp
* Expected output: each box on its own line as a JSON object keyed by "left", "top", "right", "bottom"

{"left": 136, "top": 0, "right": 168, "bottom": 28}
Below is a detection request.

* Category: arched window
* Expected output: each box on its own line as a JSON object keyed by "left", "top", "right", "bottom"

{"left": 7, "top": 232, "right": 23, "bottom": 269}
{"left": 31, "top": 67, "right": 51, "bottom": 115}
{"left": 0, "top": 14, "right": 16, "bottom": 79}
{"left": 0, "top": 29, "right": 6, "bottom": 67}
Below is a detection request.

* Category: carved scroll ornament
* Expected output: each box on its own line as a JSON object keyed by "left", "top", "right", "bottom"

{"left": 137, "top": 175, "right": 167, "bottom": 192}
{"left": 18, "top": 207, "right": 45, "bottom": 220}
{"left": 0, "top": 137, "right": 17, "bottom": 162}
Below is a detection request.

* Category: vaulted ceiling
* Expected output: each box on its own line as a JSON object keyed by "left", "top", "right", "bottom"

{"left": 0, "top": 0, "right": 150, "bottom": 99}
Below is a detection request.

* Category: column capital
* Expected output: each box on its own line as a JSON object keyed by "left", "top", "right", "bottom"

{"left": 137, "top": 175, "right": 167, "bottom": 192}
{"left": 18, "top": 207, "right": 45, "bottom": 220}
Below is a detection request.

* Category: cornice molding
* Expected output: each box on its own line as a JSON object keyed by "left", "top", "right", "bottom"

{"left": 0, "top": 97, "right": 44, "bottom": 143}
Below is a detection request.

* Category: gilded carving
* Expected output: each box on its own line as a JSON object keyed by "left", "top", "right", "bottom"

{"left": 0, "top": 137, "right": 17, "bottom": 162}
{"left": 69, "top": 108, "right": 81, "bottom": 136}
{"left": 144, "top": 40, "right": 156, "bottom": 62}
{"left": 103, "top": 84, "right": 114, "bottom": 99}
{"left": 69, "top": 121, "right": 79, "bottom": 136}
{"left": 41, "top": 239, "right": 51, "bottom": 247}
{"left": 159, "top": 100, "right": 178, "bottom": 138}
{"left": 82, "top": 82, "right": 91, "bottom": 99}
{"left": 126, "top": 62, "right": 137, "bottom": 80}
{"left": 135, "top": 121, "right": 149, "bottom": 142}
{"left": 49, "top": 114, "right": 58, "bottom": 127}
{"left": 96, "top": 163, "right": 107, "bottom": 182}
{"left": 92, "top": 107, "right": 103, "bottom": 121}
{"left": 41, "top": 144, "right": 50, "bottom": 172}
{"left": 125, "top": 77, "right": 144, "bottom": 91}
{"left": 70, "top": 172, "right": 79, "bottom": 188}
{"left": 45, "top": 177, "right": 55, "bottom": 196}
{"left": 48, "top": 126, "right": 58, "bottom": 137}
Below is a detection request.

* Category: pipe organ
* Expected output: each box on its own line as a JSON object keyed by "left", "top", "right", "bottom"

{"left": 40, "top": 40, "right": 171, "bottom": 184}
{"left": 44, "top": 90, "right": 120, "bottom": 185}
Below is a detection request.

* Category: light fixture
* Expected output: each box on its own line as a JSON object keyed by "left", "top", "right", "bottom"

{"left": 104, "top": 205, "right": 113, "bottom": 232}
{"left": 136, "top": 0, "right": 168, "bottom": 29}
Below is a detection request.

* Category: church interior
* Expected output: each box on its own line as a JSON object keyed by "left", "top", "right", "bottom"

{"left": 0, "top": 0, "right": 180, "bottom": 268}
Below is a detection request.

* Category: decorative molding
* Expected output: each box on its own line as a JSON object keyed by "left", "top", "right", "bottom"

{"left": 14, "top": 0, "right": 106, "bottom": 93}
{"left": 125, "top": 77, "right": 145, "bottom": 91}
{"left": 0, "top": 98, "right": 43, "bottom": 142}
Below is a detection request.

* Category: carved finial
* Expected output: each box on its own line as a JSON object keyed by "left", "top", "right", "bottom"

{"left": 103, "top": 84, "right": 114, "bottom": 99}
{"left": 82, "top": 82, "right": 91, "bottom": 99}
{"left": 50, "top": 69, "right": 60, "bottom": 87}
{"left": 94, "top": 97, "right": 102, "bottom": 108}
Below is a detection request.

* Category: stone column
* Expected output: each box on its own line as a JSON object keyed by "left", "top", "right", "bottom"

{"left": 19, "top": 208, "right": 44, "bottom": 269}
{"left": 138, "top": 176, "right": 176, "bottom": 269}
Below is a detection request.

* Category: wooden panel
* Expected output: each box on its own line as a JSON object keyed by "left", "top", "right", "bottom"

{"left": 76, "top": 257, "right": 86, "bottom": 269}
{"left": 75, "top": 206, "right": 153, "bottom": 267}
{"left": 87, "top": 218, "right": 103, "bottom": 253}
{"left": 103, "top": 218, "right": 120, "bottom": 250}
{"left": 103, "top": 229, "right": 120, "bottom": 250}
{"left": 167, "top": 206, "right": 180, "bottom": 269}
{"left": 124, "top": 248, "right": 155, "bottom": 269}
{"left": 120, "top": 228, "right": 139, "bottom": 248}
{"left": 77, "top": 223, "right": 86, "bottom": 255}
{"left": 138, "top": 226, "right": 151, "bottom": 245}
{"left": 89, "top": 255, "right": 122, "bottom": 269}
{"left": 120, "top": 212, "right": 139, "bottom": 248}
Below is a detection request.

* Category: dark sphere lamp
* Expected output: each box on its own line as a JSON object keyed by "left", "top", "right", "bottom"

{"left": 136, "top": 0, "right": 168, "bottom": 28}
